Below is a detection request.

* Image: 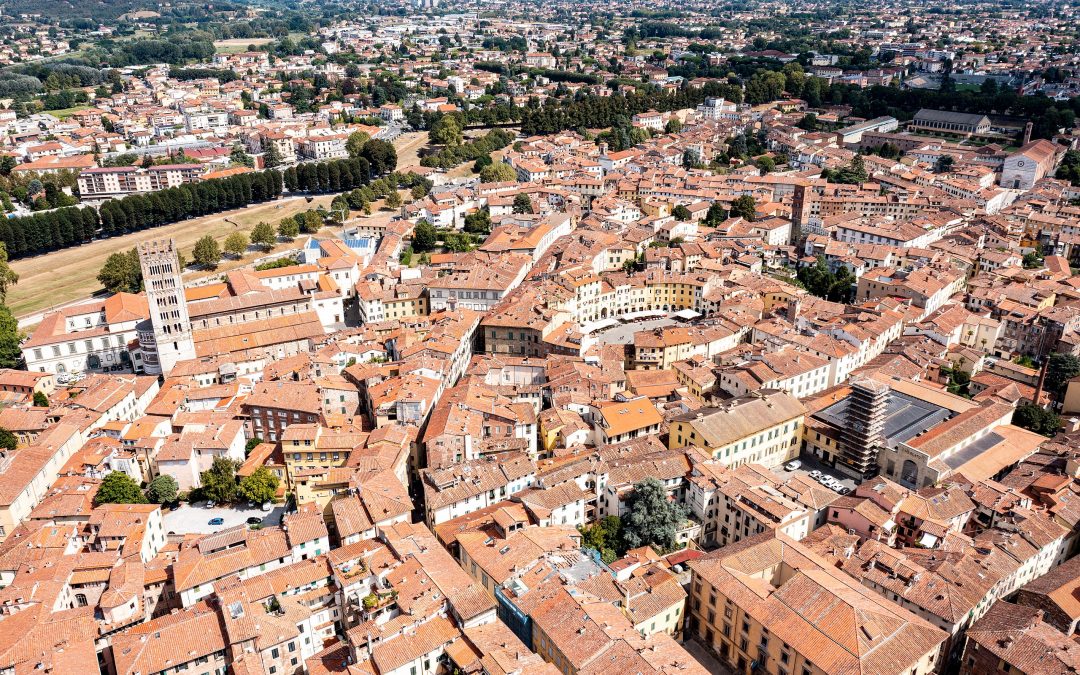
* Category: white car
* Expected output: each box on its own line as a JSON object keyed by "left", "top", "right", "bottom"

{"left": 784, "top": 460, "right": 802, "bottom": 471}
{"left": 808, "top": 470, "right": 822, "bottom": 480}
{"left": 261, "top": 502, "right": 272, "bottom": 512}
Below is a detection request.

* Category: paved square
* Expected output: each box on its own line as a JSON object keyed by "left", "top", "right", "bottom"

{"left": 163, "top": 501, "right": 286, "bottom": 535}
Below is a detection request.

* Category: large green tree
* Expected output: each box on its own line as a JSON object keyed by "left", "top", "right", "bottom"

{"left": 412, "top": 220, "right": 437, "bottom": 251}
{"left": 704, "top": 202, "right": 727, "bottom": 226}
{"left": 823, "top": 155, "right": 869, "bottom": 184}
{"left": 251, "top": 221, "right": 277, "bottom": 251}
{"left": 95, "top": 472, "right": 148, "bottom": 506}
{"left": 192, "top": 235, "right": 221, "bottom": 268}
{"left": 224, "top": 232, "right": 249, "bottom": 257}
{"left": 429, "top": 115, "right": 463, "bottom": 147}
{"left": 1013, "top": 403, "right": 1061, "bottom": 437}
{"left": 238, "top": 467, "right": 280, "bottom": 504}
{"left": 346, "top": 131, "right": 370, "bottom": 158}
{"left": 463, "top": 208, "right": 492, "bottom": 234}
{"left": 97, "top": 248, "right": 142, "bottom": 293}
{"left": 1046, "top": 354, "right": 1080, "bottom": 399}
{"left": 199, "top": 456, "right": 241, "bottom": 504}
{"left": 579, "top": 516, "right": 623, "bottom": 563}
{"left": 621, "top": 478, "right": 686, "bottom": 551}
{"left": 730, "top": 195, "right": 757, "bottom": 221}
{"left": 797, "top": 256, "right": 854, "bottom": 303}
{"left": 512, "top": 193, "right": 533, "bottom": 214}
{"left": 361, "top": 139, "right": 397, "bottom": 176}
{"left": 479, "top": 162, "right": 517, "bottom": 183}
{"left": 277, "top": 218, "right": 300, "bottom": 241}
{"left": 0, "top": 305, "right": 21, "bottom": 369}
{"left": 146, "top": 474, "right": 179, "bottom": 504}
{"left": 0, "top": 243, "right": 18, "bottom": 302}
{"left": 230, "top": 143, "right": 254, "bottom": 168}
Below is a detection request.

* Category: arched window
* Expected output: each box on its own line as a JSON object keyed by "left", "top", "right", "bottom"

{"left": 75, "top": 593, "right": 87, "bottom": 607}
{"left": 901, "top": 460, "right": 919, "bottom": 487}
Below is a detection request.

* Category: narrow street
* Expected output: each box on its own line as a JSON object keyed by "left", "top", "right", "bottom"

{"left": 683, "top": 639, "right": 738, "bottom": 675}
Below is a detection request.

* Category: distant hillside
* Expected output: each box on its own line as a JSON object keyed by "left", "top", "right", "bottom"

{"left": 1, "top": 0, "right": 166, "bottom": 22}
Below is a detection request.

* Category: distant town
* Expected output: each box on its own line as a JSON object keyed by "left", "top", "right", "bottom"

{"left": 0, "top": 0, "right": 1078, "bottom": 674}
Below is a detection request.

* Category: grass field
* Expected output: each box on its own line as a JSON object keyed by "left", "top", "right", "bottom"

{"left": 213, "top": 37, "right": 275, "bottom": 54}
{"left": 9, "top": 131, "right": 439, "bottom": 321}
{"left": 8, "top": 195, "right": 334, "bottom": 320}
{"left": 43, "top": 105, "right": 91, "bottom": 120}
{"left": 395, "top": 131, "right": 431, "bottom": 170}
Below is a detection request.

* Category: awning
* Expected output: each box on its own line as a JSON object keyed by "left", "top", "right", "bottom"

{"left": 580, "top": 318, "right": 620, "bottom": 334}
{"left": 672, "top": 309, "right": 702, "bottom": 320}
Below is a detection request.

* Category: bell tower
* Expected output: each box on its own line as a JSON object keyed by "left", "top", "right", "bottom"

{"left": 138, "top": 239, "right": 195, "bottom": 376}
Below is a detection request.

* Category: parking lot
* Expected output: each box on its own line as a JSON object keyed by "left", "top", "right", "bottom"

{"left": 771, "top": 454, "right": 858, "bottom": 494}
{"left": 163, "top": 501, "right": 286, "bottom": 535}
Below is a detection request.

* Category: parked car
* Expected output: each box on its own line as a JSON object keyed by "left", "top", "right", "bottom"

{"left": 784, "top": 460, "right": 802, "bottom": 471}
{"left": 808, "top": 470, "right": 822, "bottom": 479}
{"left": 246, "top": 516, "right": 262, "bottom": 525}
{"left": 261, "top": 502, "right": 272, "bottom": 512}
{"left": 205, "top": 501, "right": 216, "bottom": 509}
{"left": 208, "top": 517, "right": 225, "bottom": 526}
{"left": 838, "top": 487, "right": 852, "bottom": 495}
{"left": 815, "top": 473, "right": 831, "bottom": 484}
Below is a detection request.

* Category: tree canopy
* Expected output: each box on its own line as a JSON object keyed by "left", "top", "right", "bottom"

{"left": 146, "top": 474, "right": 179, "bottom": 504}
{"left": 192, "top": 235, "right": 221, "bottom": 269}
{"left": 97, "top": 248, "right": 143, "bottom": 294}
{"left": 797, "top": 256, "right": 855, "bottom": 303}
{"left": 251, "top": 221, "right": 277, "bottom": 251}
{"left": 512, "top": 193, "right": 533, "bottom": 214}
{"left": 199, "top": 457, "right": 241, "bottom": 504}
{"left": 429, "top": 115, "right": 464, "bottom": 147}
{"left": 621, "top": 478, "right": 686, "bottom": 551}
{"left": 95, "top": 472, "right": 148, "bottom": 506}
{"left": 412, "top": 220, "right": 437, "bottom": 252}
{"left": 346, "top": 131, "right": 370, "bottom": 158}
{"left": 238, "top": 467, "right": 280, "bottom": 504}
{"left": 464, "top": 208, "right": 492, "bottom": 235}
{"left": 0, "top": 305, "right": 21, "bottom": 369}
{"left": 0, "top": 427, "right": 17, "bottom": 452}
{"left": 479, "top": 161, "right": 517, "bottom": 183}
{"left": 224, "top": 232, "right": 249, "bottom": 257}
{"left": 579, "top": 516, "right": 623, "bottom": 564}
{"left": 1013, "top": 403, "right": 1061, "bottom": 437}
{"left": 0, "top": 243, "right": 18, "bottom": 302}
{"left": 822, "top": 155, "right": 869, "bottom": 184}
{"left": 730, "top": 195, "right": 757, "bottom": 221}
{"left": 1046, "top": 354, "right": 1080, "bottom": 399}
